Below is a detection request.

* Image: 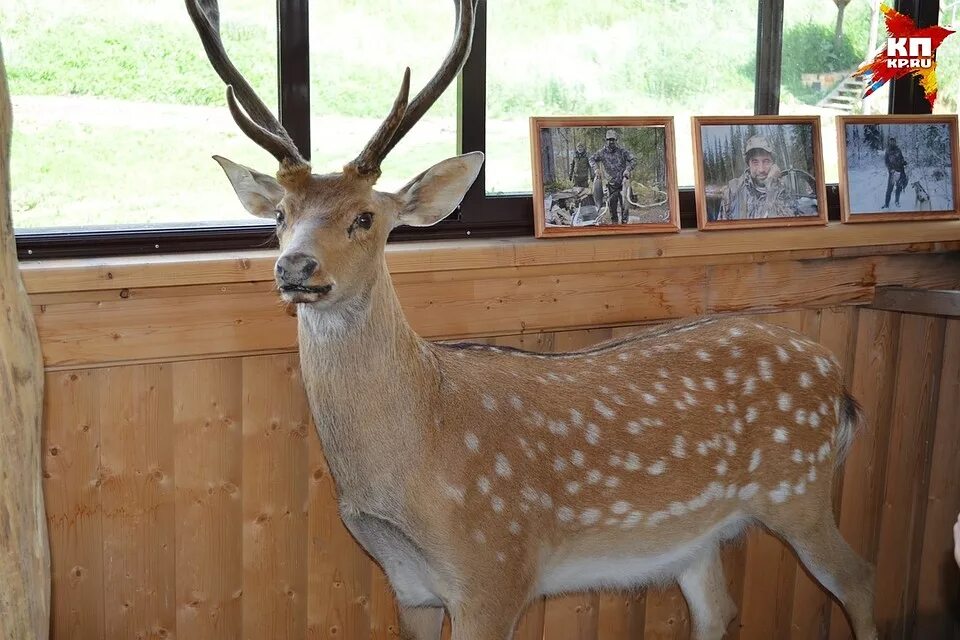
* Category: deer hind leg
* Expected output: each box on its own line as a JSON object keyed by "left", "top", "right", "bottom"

{"left": 398, "top": 606, "right": 444, "bottom": 640}
{"left": 677, "top": 545, "right": 738, "bottom": 640}
{"left": 775, "top": 513, "right": 878, "bottom": 640}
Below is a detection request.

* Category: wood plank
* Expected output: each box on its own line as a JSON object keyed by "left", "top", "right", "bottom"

{"left": 0, "top": 43, "right": 49, "bottom": 639}
{"left": 830, "top": 309, "right": 901, "bottom": 640}
{"left": 173, "top": 359, "right": 244, "bottom": 639}
{"left": 241, "top": 354, "right": 310, "bottom": 639}
{"left": 306, "top": 428, "right": 372, "bottom": 639}
{"left": 542, "top": 594, "right": 599, "bottom": 640}
{"left": 912, "top": 318, "right": 960, "bottom": 639}
{"left": 368, "top": 563, "right": 401, "bottom": 640}
{"left": 43, "top": 370, "right": 104, "bottom": 640}
{"left": 513, "top": 598, "right": 545, "bottom": 640}
{"left": 99, "top": 364, "right": 176, "bottom": 640}
{"left": 873, "top": 315, "right": 945, "bottom": 639}
{"left": 597, "top": 591, "right": 644, "bottom": 639}
{"left": 642, "top": 586, "right": 691, "bottom": 639}
{"left": 19, "top": 222, "right": 960, "bottom": 295}
{"left": 721, "top": 541, "right": 748, "bottom": 640}
{"left": 870, "top": 286, "right": 960, "bottom": 317}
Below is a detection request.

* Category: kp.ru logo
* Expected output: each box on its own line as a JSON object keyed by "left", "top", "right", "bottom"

{"left": 856, "top": 3, "right": 955, "bottom": 107}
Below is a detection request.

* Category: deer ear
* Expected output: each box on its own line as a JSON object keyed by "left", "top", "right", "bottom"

{"left": 395, "top": 152, "right": 484, "bottom": 227}
{"left": 213, "top": 155, "right": 285, "bottom": 218}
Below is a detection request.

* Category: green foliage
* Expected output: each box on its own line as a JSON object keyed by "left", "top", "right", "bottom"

{"left": 781, "top": 22, "right": 862, "bottom": 105}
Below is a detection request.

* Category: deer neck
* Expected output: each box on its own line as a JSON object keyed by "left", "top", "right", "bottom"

{"left": 296, "top": 260, "right": 437, "bottom": 504}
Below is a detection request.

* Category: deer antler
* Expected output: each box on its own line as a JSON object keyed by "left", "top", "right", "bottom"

{"left": 349, "top": 0, "right": 478, "bottom": 178}
{"left": 186, "top": 0, "right": 309, "bottom": 169}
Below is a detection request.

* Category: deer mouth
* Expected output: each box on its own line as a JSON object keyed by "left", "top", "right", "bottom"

{"left": 278, "top": 283, "right": 333, "bottom": 303}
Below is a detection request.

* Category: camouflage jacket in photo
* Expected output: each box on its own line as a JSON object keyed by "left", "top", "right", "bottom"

{"left": 718, "top": 170, "right": 794, "bottom": 220}
{"left": 588, "top": 145, "right": 636, "bottom": 184}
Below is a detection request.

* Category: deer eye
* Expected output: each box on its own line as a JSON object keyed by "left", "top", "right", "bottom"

{"left": 275, "top": 208, "right": 285, "bottom": 226}
{"left": 355, "top": 212, "right": 374, "bottom": 230}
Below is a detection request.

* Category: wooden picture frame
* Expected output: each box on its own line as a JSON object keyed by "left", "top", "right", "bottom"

{"left": 837, "top": 114, "right": 960, "bottom": 223}
{"left": 529, "top": 116, "right": 680, "bottom": 238}
{"left": 692, "top": 115, "right": 828, "bottom": 231}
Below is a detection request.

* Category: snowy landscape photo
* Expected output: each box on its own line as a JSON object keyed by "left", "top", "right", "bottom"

{"left": 841, "top": 119, "right": 959, "bottom": 219}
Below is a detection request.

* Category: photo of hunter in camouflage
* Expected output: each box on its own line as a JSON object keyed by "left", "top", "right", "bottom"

{"left": 699, "top": 122, "right": 822, "bottom": 224}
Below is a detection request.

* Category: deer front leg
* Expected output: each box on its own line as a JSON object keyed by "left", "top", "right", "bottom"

{"left": 449, "top": 609, "right": 517, "bottom": 640}
{"left": 399, "top": 606, "right": 444, "bottom": 640}
{"left": 677, "top": 545, "right": 737, "bottom": 640}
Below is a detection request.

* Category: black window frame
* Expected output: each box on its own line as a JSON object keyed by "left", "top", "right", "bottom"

{"left": 14, "top": 0, "right": 941, "bottom": 259}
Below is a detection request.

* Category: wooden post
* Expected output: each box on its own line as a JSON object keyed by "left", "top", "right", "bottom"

{"left": 0, "top": 40, "right": 50, "bottom": 639}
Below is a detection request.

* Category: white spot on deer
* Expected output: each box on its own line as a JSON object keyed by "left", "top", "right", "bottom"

{"left": 464, "top": 432, "right": 480, "bottom": 452}
{"left": 481, "top": 395, "right": 497, "bottom": 412}
{"left": 606, "top": 365, "right": 620, "bottom": 374}
{"left": 609, "top": 454, "right": 622, "bottom": 467}
{"left": 624, "top": 452, "right": 642, "bottom": 471}
{"left": 495, "top": 453, "right": 512, "bottom": 477}
{"left": 776, "top": 346, "right": 790, "bottom": 363}
{"left": 604, "top": 518, "right": 620, "bottom": 526}
{"left": 703, "top": 377, "right": 718, "bottom": 391}
{"left": 669, "top": 501, "right": 688, "bottom": 516}
{"left": 547, "top": 372, "right": 562, "bottom": 383}
{"left": 809, "top": 411, "right": 821, "bottom": 429}
{"left": 509, "top": 521, "right": 522, "bottom": 535}
{"left": 817, "top": 442, "right": 831, "bottom": 462}
{"left": 580, "top": 509, "right": 601, "bottom": 525}
{"left": 642, "top": 393, "right": 658, "bottom": 405}
{"left": 742, "top": 376, "right": 757, "bottom": 395}
{"left": 730, "top": 346, "right": 744, "bottom": 359}
{"left": 443, "top": 484, "right": 466, "bottom": 505}
{"left": 496, "top": 552, "right": 507, "bottom": 563}
{"left": 674, "top": 399, "right": 688, "bottom": 411}
{"left": 565, "top": 481, "right": 581, "bottom": 495}
{"left": 714, "top": 404, "right": 726, "bottom": 414}
{"left": 553, "top": 457, "right": 567, "bottom": 472}
{"left": 682, "top": 377, "right": 697, "bottom": 390}
{"left": 807, "top": 453, "right": 816, "bottom": 464}
{"left": 521, "top": 486, "right": 538, "bottom": 502}
{"left": 683, "top": 392, "right": 698, "bottom": 406}
{"left": 789, "top": 338, "right": 807, "bottom": 352}
{"left": 799, "top": 372, "right": 813, "bottom": 389}
{"left": 725, "top": 483, "right": 739, "bottom": 499}
{"left": 491, "top": 496, "right": 505, "bottom": 513}
{"left": 795, "top": 409, "right": 807, "bottom": 425}
{"left": 569, "top": 408, "right": 583, "bottom": 426}
{"left": 539, "top": 493, "right": 553, "bottom": 509}
{"left": 715, "top": 459, "right": 728, "bottom": 476}
{"left": 758, "top": 357, "right": 773, "bottom": 382}
{"left": 611, "top": 501, "right": 630, "bottom": 515}
{"left": 548, "top": 420, "right": 569, "bottom": 437}
{"left": 613, "top": 395, "right": 626, "bottom": 406}
{"left": 808, "top": 466, "right": 818, "bottom": 482}
{"left": 587, "top": 469, "right": 602, "bottom": 484}
{"left": 818, "top": 401, "right": 829, "bottom": 416}
{"left": 814, "top": 356, "right": 832, "bottom": 376}
{"left": 727, "top": 400, "right": 737, "bottom": 413}
{"left": 724, "top": 368, "right": 739, "bottom": 385}
{"left": 473, "top": 530, "right": 487, "bottom": 544}
{"left": 564, "top": 374, "right": 577, "bottom": 383}
{"left": 647, "top": 459, "right": 667, "bottom": 476}
{"left": 658, "top": 368, "right": 670, "bottom": 378}
{"left": 604, "top": 476, "right": 621, "bottom": 488}
{"left": 509, "top": 396, "right": 523, "bottom": 411}
{"left": 671, "top": 435, "right": 687, "bottom": 459}
{"left": 626, "top": 421, "right": 643, "bottom": 435}
{"left": 729, "top": 327, "right": 744, "bottom": 338}
{"left": 586, "top": 423, "right": 601, "bottom": 445}
{"left": 697, "top": 349, "right": 712, "bottom": 362}
{"left": 791, "top": 449, "right": 804, "bottom": 464}
{"left": 732, "top": 418, "right": 744, "bottom": 434}
{"left": 697, "top": 442, "right": 709, "bottom": 456}
{"left": 477, "top": 476, "right": 491, "bottom": 494}
{"left": 778, "top": 392, "right": 793, "bottom": 411}
{"left": 557, "top": 507, "right": 574, "bottom": 523}
{"left": 746, "top": 406, "right": 759, "bottom": 423}
{"left": 647, "top": 511, "right": 669, "bottom": 527}
{"left": 519, "top": 502, "right": 531, "bottom": 513}
{"left": 623, "top": 511, "right": 644, "bottom": 528}
{"left": 769, "top": 481, "right": 792, "bottom": 503}
{"left": 738, "top": 483, "right": 760, "bottom": 500}
{"left": 618, "top": 352, "right": 631, "bottom": 362}
{"left": 724, "top": 437, "right": 737, "bottom": 456}
{"left": 571, "top": 450, "right": 585, "bottom": 467}
{"left": 794, "top": 480, "right": 807, "bottom": 495}
{"left": 773, "top": 427, "right": 789, "bottom": 443}
{"left": 749, "top": 449, "right": 762, "bottom": 472}
{"left": 654, "top": 382, "right": 667, "bottom": 394}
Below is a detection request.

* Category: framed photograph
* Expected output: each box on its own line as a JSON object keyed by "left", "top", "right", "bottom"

{"left": 693, "top": 116, "right": 828, "bottom": 230}
{"left": 530, "top": 116, "right": 680, "bottom": 238}
{"left": 837, "top": 114, "right": 960, "bottom": 223}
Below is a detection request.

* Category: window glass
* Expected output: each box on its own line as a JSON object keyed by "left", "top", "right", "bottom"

{"left": 780, "top": 0, "right": 891, "bottom": 183}
{"left": 935, "top": 5, "right": 960, "bottom": 115}
{"left": 309, "top": 0, "right": 458, "bottom": 192}
{"left": 6, "top": 0, "right": 281, "bottom": 230}
{"left": 486, "top": 0, "right": 759, "bottom": 194}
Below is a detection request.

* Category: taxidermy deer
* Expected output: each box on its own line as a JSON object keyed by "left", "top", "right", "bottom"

{"left": 187, "top": 1, "right": 878, "bottom": 637}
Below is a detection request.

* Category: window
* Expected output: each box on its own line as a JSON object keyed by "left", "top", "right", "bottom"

{"left": 10, "top": 0, "right": 943, "bottom": 258}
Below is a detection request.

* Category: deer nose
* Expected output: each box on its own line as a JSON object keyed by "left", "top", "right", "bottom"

{"left": 275, "top": 252, "right": 319, "bottom": 285}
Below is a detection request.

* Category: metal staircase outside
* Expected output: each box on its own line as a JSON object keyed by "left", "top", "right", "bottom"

{"left": 816, "top": 71, "right": 868, "bottom": 112}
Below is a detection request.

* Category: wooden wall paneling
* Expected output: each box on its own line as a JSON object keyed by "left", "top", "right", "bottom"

{"left": 641, "top": 588, "right": 691, "bottom": 639}
{"left": 597, "top": 592, "right": 645, "bottom": 639}
{"left": 43, "top": 370, "right": 105, "bottom": 640}
{"left": 172, "top": 359, "right": 244, "bottom": 640}
{"left": 241, "top": 355, "right": 311, "bottom": 639}
{"left": 99, "top": 364, "right": 176, "bottom": 640}
{"left": 873, "top": 314, "right": 946, "bottom": 639}
{"left": 913, "top": 318, "right": 960, "bottom": 639}
{"left": 513, "top": 598, "right": 546, "bottom": 640}
{"left": 306, "top": 426, "right": 373, "bottom": 639}
{"left": 830, "top": 309, "right": 902, "bottom": 640}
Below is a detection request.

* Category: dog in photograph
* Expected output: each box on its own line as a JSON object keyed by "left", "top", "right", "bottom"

{"left": 911, "top": 180, "right": 932, "bottom": 211}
